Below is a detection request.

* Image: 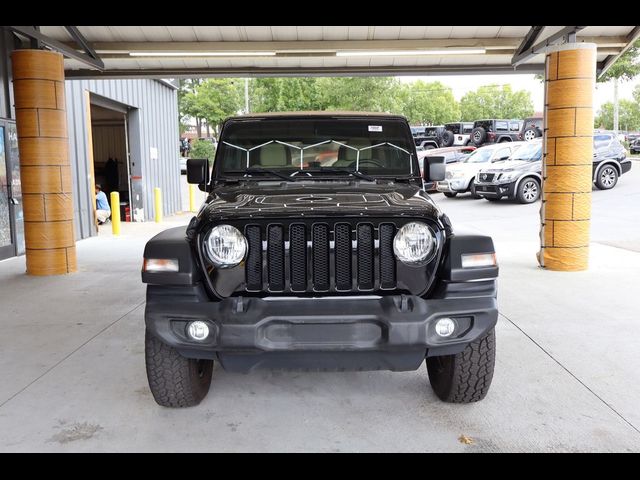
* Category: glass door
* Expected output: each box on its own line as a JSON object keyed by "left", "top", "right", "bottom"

{"left": 0, "top": 124, "right": 13, "bottom": 259}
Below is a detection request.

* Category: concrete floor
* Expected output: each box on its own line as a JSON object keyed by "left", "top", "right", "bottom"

{"left": 0, "top": 165, "right": 639, "bottom": 452}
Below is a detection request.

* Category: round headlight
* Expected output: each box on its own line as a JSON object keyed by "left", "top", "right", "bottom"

{"left": 205, "top": 225, "right": 247, "bottom": 268}
{"left": 393, "top": 222, "right": 436, "bottom": 264}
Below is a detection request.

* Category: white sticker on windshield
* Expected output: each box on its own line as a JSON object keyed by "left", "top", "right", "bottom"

{"left": 368, "top": 125, "right": 383, "bottom": 132}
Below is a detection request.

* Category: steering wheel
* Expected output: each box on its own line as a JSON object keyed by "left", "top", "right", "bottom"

{"left": 348, "top": 159, "right": 385, "bottom": 169}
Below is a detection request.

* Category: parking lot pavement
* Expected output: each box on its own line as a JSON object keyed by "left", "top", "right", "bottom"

{"left": 0, "top": 166, "right": 639, "bottom": 452}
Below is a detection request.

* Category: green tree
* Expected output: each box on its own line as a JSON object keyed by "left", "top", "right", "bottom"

{"left": 397, "top": 80, "right": 460, "bottom": 124}
{"left": 316, "top": 77, "right": 402, "bottom": 112}
{"left": 190, "top": 139, "right": 216, "bottom": 162}
{"left": 460, "top": 84, "right": 534, "bottom": 121}
{"left": 249, "top": 78, "right": 323, "bottom": 112}
{"left": 598, "top": 40, "right": 640, "bottom": 132}
{"left": 633, "top": 84, "right": 640, "bottom": 104}
{"left": 594, "top": 100, "right": 640, "bottom": 131}
{"left": 179, "top": 79, "right": 243, "bottom": 137}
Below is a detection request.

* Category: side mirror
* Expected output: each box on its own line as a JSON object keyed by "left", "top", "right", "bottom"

{"left": 187, "top": 158, "right": 210, "bottom": 192}
{"left": 423, "top": 156, "right": 446, "bottom": 182}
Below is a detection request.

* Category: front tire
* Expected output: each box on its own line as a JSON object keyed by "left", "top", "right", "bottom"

{"left": 145, "top": 331, "right": 213, "bottom": 407}
{"left": 595, "top": 165, "right": 618, "bottom": 190}
{"left": 469, "top": 179, "right": 481, "bottom": 199}
{"left": 516, "top": 177, "right": 541, "bottom": 203}
{"left": 426, "top": 328, "right": 496, "bottom": 403}
{"left": 443, "top": 192, "right": 457, "bottom": 198}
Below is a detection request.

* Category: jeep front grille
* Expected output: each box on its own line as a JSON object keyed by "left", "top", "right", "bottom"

{"left": 244, "top": 222, "right": 397, "bottom": 293}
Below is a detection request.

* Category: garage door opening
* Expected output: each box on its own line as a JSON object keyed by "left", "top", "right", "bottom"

{"left": 89, "top": 102, "right": 132, "bottom": 225}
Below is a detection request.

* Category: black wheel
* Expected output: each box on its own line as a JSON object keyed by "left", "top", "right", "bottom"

{"left": 145, "top": 330, "right": 213, "bottom": 408}
{"left": 595, "top": 165, "right": 618, "bottom": 190}
{"left": 443, "top": 192, "right": 457, "bottom": 198}
{"left": 523, "top": 126, "right": 541, "bottom": 141}
{"left": 427, "top": 328, "right": 496, "bottom": 403}
{"left": 498, "top": 138, "right": 511, "bottom": 143}
{"left": 516, "top": 177, "right": 541, "bottom": 203}
{"left": 471, "top": 127, "right": 486, "bottom": 146}
{"left": 485, "top": 197, "right": 501, "bottom": 202}
{"left": 442, "top": 130, "right": 454, "bottom": 147}
{"left": 469, "top": 179, "right": 481, "bottom": 199}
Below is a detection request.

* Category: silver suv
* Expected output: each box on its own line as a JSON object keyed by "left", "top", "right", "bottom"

{"left": 474, "top": 139, "right": 543, "bottom": 203}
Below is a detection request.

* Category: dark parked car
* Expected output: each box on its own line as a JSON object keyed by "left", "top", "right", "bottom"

{"left": 593, "top": 133, "right": 631, "bottom": 189}
{"left": 413, "top": 125, "right": 446, "bottom": 150}
{"left": 474, "top": 133, "right": 631, "bottom": 203}
{"left": 442, "top": 122, "right": 474, "bottom": 146}
{"left": 630, "top": 137, "right": 640, "bottom": 155}
{"left": 518, "top": 117, "right": 543, "bottom": 141}
{"left": 470, "top": 119, "right": 523, "bottom": 146}
{"left": 142, "top": 112, "right": 499, "bottom": 407}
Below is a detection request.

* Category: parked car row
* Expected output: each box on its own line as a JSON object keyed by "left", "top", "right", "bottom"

{"left": 431, "top": 132, "right": 631, "bottom": 204}
{"left": 412, "top": 116, "right": 543, "bottom": 151}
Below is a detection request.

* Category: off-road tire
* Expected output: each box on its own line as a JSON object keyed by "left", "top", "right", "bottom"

{"left": 523, "top": 126, "right": 542, "bottom": 141}
{"left": 443, "top": 192, "right": 457, "bottom": 198}
{"left": 471, "top": 127, "right": 486, "bottom": 146}
{"left": 145, "top": 331, "right": 213, "bottom": 408}
{"left": 426, "top": 327, "right": 496, "bottom": 403}
{"left": 442, "top": 130, "right": 455, "bottom": 147}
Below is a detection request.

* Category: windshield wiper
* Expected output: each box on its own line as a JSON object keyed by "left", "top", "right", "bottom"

{"left": 235, "top": 167, "right": 296, "bottom": 182}
{"left": 303, "top": 168, "right": 375, "bottom": 182}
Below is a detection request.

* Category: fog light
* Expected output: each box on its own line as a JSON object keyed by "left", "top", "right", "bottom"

{"left": 187, "top": 321, "right": 209, "bottom": 341}
{"left": 435, "top": 318, "right": 456, "bottom": 337}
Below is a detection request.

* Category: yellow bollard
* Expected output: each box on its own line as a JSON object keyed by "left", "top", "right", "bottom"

{"left": 189, "top": 184, "right": 197, "bottom": 213}
{"left": 110, "top": 191, "right": 121, "bottom": 236}
{"left": 154, "top": 187, "right": 163, "bottom": 223}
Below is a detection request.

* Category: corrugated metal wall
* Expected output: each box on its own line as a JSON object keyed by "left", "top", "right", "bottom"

{"left": 65, "top": 79, "right": 180, "bottom": 240}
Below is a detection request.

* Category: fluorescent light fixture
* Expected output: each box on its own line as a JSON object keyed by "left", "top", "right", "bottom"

{"left": 129, "top": 51, "right": 276, "bottom": 57}
{"left": 336, "top": 49, "right": 486, "bottom": 57}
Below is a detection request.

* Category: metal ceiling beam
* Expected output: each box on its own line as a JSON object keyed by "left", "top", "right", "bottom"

{"left": 513, "top": 26, "right": 544, "bottom": 57}
{"left": 598, "top": 25, "right": 640, "bottom": 79}
{"left": 7, "top": 25, "right": 105, "bottom": 71}
{"left": 63, "top": 26, "right": 102, "bottom": 63}
{"left": 64, "top": 63, "right": 545, "bottom": 80}
{"left": 511, "top": 26, "right": 587, "bottom": 67}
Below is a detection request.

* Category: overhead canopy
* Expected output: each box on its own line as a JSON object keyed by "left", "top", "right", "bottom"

{"left": 7, "top": 26, "right": 640, "bottom": 78}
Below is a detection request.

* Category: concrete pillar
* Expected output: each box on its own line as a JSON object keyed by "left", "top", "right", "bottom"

{"left": 538, "top": 43, "right": 596, "bottom": 271}
{"left": 11, "top": 49, "right": 76, "bottom": 275}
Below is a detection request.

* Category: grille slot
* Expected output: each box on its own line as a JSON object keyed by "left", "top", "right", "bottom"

{"left": 289, "top": 224, "right": 307, "bottom": 291}
{"left": 334, "top": 223, "right": 352, "bottom": 290}
{"left": 357, "top": 224, "right": 374, "bottom": 290}
{"left": 267, "top": 225, "right": 285, "bottom": 291}
{"left": 245, "top": 225, "right": 262, "bottom": 291}
{"left": 312, "top": 224, "right": 330, "bottom": 291}
{"left": 379, "top": 223, "right": 396, "bottom": 289}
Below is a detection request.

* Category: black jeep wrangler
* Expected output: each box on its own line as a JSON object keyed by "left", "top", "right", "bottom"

{"left": 471, "top": 119, "right": 523, "bottom": 146}
{"left": 142, "top": 112, "right": 498, "bottom": 407}
{"left": 413, "top": 125, "right": 446, "bottom": 150}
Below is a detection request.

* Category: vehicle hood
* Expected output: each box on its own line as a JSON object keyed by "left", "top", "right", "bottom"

{"left": 480, "top": 159, "right": 539, "bottom": 172}
{"left": 196, "top": 181, "right": 440, "bottom": 226}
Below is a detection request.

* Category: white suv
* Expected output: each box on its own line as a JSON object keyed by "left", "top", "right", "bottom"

{"left": 436, "top": 142, "right": 525, "bottom": 198}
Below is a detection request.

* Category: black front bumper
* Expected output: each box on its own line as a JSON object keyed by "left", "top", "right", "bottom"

{"left": 474, "top": 181, "right": 517, "bottom": 199}
{"left": 145, "top": 282, "right": 498, "bottom": 373}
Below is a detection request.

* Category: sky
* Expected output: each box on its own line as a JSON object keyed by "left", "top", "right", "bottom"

{"left": 400, "top": 74, "right": 640, "bottom": 113}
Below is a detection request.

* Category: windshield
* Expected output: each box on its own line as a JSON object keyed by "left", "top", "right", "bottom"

{"left": 215, "top": 118, "right": 417, "bottom": 179}
{"left": 511, "top": 142, "right": 542, "bottom": 161}
{"left": 463, "top": 147, "right": 494, "bottom": 163}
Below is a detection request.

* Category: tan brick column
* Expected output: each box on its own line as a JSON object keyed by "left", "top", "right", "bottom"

{"left": 12, "top": 50, "right": 76, "bottom": 275}
{"left": 538, "top": 43, "right": 596, "bottom": 271}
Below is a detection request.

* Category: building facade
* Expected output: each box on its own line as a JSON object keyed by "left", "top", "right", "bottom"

{"left": 0, "top": 30, "right": 182, "bottom": 261}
